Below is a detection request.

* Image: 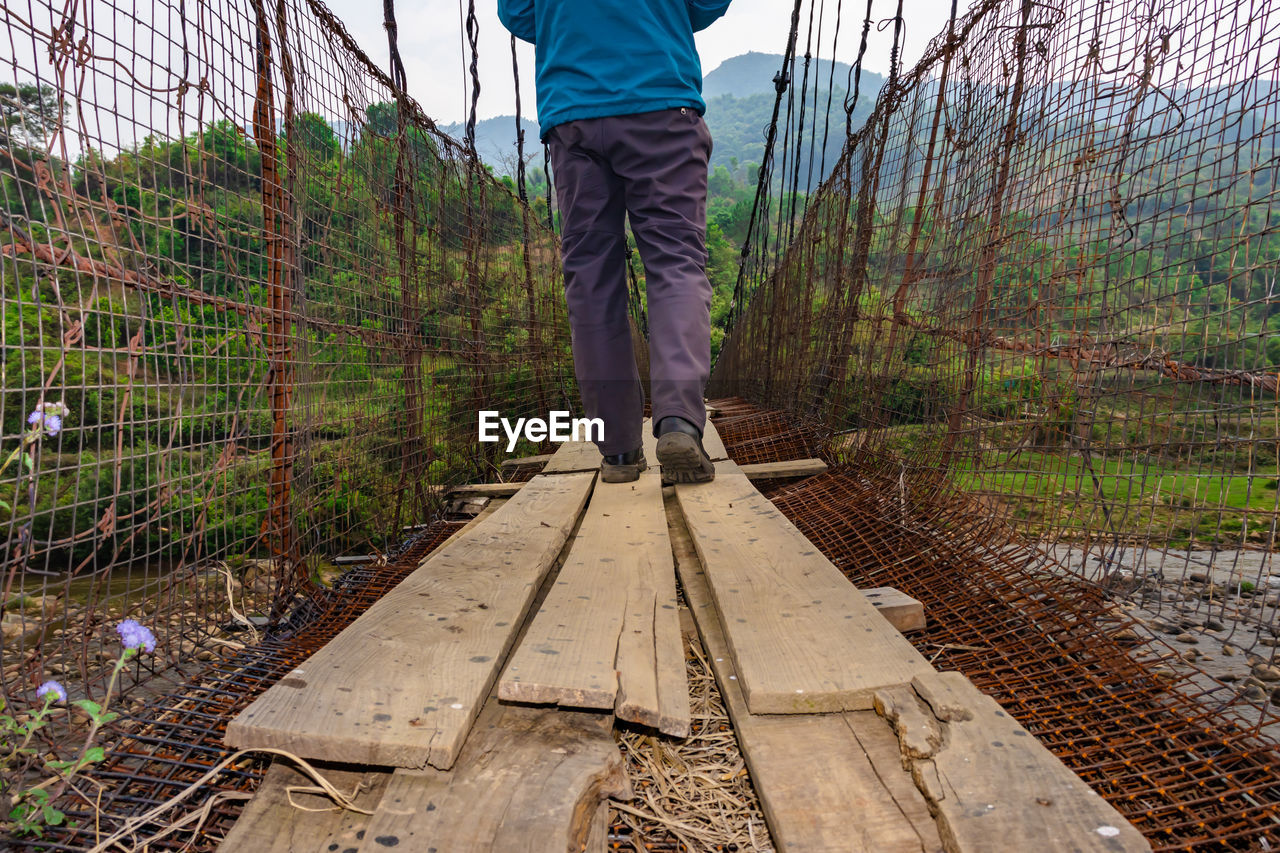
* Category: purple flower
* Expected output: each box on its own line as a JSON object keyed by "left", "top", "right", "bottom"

{"left": 25, "top": 402, "right": 69, "bottom": 438}
{"left": 115, "top": 619, "right": 156, "bottom": 653}
{"left": 36, "top": 680, "right": 66, "bottom": 703}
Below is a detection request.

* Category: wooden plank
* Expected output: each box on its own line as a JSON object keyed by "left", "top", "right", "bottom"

{"left": 435, "top": 498, "right": 506, "bottom": 551}
{"left": 217, "top": 760, "right": 387, "bottom": 853}
{"left": 448, "top": 482, "right": 524, "bottom": 498}
{"left": 675, "top": 460, "right": 932, "bottom": 713}
{"left": 501, "top": 452, "right": 555, "bottom": 470}
{"left": 354, "top": 702, "right": 630, "bottom": 853}
{"left": 652, "top": 561, "right": 691, "bottom": 737}
{"left": 739, "top": 459, "right": 829, "bottom": 480}
{"left": 225, "top": 472, "right": 595, "bottom": 770}
{"left": 701, "top": 420, "right": 729, "bottom": 460}
{"left": 584, "top": 800, "right": 610, "bottom": 853}
{"left": 669, "top": 492, "right": 943, "bottom": 853}
{"left": 877, "top": 672, "right": 1151, "bottom": 853}
{"left": 543, "top": 439, "right": 604, "bottom": 473}
{"left": 863, "top": 587, "right": 926, "bottom": 633}
{"left": 500, "top": 471, "right": 688, "bottom": 736}
{"left": 614, "top": 585, "right": 660, "bottom": 726}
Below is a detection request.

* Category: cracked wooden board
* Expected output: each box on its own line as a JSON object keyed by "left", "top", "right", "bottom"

{"left": 875, "top": 672, "right": 1151, "bottom": 853}
{"left": 670, "top": 491, "right": 942, "bottom": 852}
{"left": 675, "top": 460, "right": 933, "bottom": 713}
{"left": 499, "top": 471, "right": 689, "bottom": 737}
{"left": 225, "top": 472, "right": 595, "bottom": 770}
{"left": 354, "top": 700, "right": 629, "bottom": 853}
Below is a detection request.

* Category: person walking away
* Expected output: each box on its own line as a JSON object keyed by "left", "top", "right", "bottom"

{"left": 498, "top": 0, "right": 731, "bottom": 484}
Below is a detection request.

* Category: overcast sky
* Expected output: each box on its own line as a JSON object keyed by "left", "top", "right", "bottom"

{"left": 323, "top": 0, "right": 966, "bottom": 126}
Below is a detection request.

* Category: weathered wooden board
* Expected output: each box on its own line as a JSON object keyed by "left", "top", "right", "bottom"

{"left": 501, "top": 453, "right": 555, "bottom": 470}
{"left": 500, "top": 471, "right": 688, "bottom": 737}
{"left": 876, "top": 672, "right": 1151, "bottom": 853}
{"left": 354, "top": 701, "right": 629, "bottom": 853}
{"left": 434, "top": 498, "right": 506, "bottom": 551}
{"left": 738, "top": 459, "right": 829, "bottom": 480}
{"left": 701, "top": 420, "right": 729, "bottom": 460}
{"left": 863, "top": 587, "right": 926, "bottom": 633}
{"left": 225, "top": 473, "right": 595, "bottom": 770}
{"left": 543, "top": 438, "right": 606, "bottom": 474}
{"left": 448, "top": 482, "right": 524, "bottom": 498}
{"left": 676, "top": 460, "right": 932, "bottom": 713}
{"left": 217, "top": 760, "right": 387, "bottom": 853}
{"left": 669, "top": 493, "right": 943, "bottom": 852}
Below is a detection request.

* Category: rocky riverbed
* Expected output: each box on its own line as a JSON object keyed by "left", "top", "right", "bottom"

{"left": 1043, "top": 544, "right": 1280, "bottom": 740}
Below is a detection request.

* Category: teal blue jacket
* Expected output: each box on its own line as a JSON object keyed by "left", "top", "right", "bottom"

{"left": 498, "top": 0, "right": 732, "bottom": 138}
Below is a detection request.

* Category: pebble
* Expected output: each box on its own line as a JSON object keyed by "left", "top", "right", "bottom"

{"left": 1181, "top": 649, "right": 1199, "bottom": 662}
{"left": 1251, "top": 663, "right": 1280, "bottom": 682}
{"left": 1220, "top": 672, "right": 1240, "bottom": 682}
{"left": 1223, "top": 644, "right": 1237, "bottom": 657}
{"left": 1204, "top": 619, "right": 1226, "bottom": 631}
{"left": 1151, "top": 665, "right": 1178, "bottom": 680}
{"left": 1175, "top": 632, "right": 1199, "bottom": 644}
{"left": 1243, "top": 684, "right": 1268, "bottom": 701}
{"left": 1260, "top": 637, "right": 1279, "bottom": 647}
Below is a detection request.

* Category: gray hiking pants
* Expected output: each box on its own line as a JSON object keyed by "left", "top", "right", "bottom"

{"left": 547, "top": 107, "right": 713, "bottom": 455}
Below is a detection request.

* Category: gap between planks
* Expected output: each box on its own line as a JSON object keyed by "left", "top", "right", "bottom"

{"left": 499, "top": 469, "right": 690, "bottom": 737}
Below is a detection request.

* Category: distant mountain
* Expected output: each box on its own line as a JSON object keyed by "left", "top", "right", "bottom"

{"left": 703, "top": 51, "right": 881, "bottom": 101}
{"left": 439, "top": 116, "right": 542, "bottom": 170}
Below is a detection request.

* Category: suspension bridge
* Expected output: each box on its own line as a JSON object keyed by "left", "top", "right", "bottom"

{"left": 2, "top": 0, "right": 1280, "bottom": 849}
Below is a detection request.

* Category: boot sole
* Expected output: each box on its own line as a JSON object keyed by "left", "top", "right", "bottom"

{"left": 656, "top": 433, "right": 715, "bottom": 484}
{"left": 600, "top": 454, "right": 647, "bottom": 484}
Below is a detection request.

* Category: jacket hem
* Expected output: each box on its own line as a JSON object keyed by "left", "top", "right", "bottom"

{"left": 539, "top": 99, "right": 704, "bottom": 140}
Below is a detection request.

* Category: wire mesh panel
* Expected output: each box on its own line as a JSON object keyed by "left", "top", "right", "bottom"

{"left": 713, "top": 0, "right": 1280, "bottom": 713}
{"left": 0, "top": 0, "right": 572, "bottom": 713}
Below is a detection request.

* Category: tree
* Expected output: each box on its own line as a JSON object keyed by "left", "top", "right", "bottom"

{"left": 291, "top": 112, "right": 340, "bottom": 163}
{"left": 0, "top": 83, "right": 65, "bottom": 150}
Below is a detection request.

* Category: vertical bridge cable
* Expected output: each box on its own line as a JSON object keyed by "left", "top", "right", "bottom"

{"left": 511, "top": 35, "right": 528, "bottom": 204}
{"left": 249, "top": 0, "right": 300, "bottom": 605}
{"left": 725, "top": 0, "right": 805, "bottom": 332}
{"left": 383, "top": 0, "right": 429, "bottom": 526}
{"left": 844, "top": 0, "right": 874, "bottom": 139}
{"left": 464, "top": 0, "right": 480, "bottom": 159}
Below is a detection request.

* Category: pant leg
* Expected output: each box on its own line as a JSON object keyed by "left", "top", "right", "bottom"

{"left": 547, "top": 120, "right": 645, "bottom": 455}
{"left": 601, "top": 108, "right": 712, "bottom": 436}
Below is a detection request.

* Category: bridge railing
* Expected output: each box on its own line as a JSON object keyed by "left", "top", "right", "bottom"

{"left": 713, "top": 0, "right": 1280, "bottom": 707}
{"left": 0, "top": 0, "right": 571, "bottom": 705}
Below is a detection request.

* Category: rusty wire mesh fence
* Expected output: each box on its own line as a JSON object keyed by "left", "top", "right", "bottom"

{"left": 714, "top": 0, "right": 1280, "bottom": 733}
{"left": 1, "top": 0, "right": 571, "bottom": 719}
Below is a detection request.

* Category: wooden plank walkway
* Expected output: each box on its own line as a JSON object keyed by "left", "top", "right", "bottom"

{"left": 676, "top": 459, "right": 934, "bottom": 713}
{"left": 221, "top": 424, "right": 1149, "bottom": 853}
{"left": 225, "top": 472, "right": 595, "bottom": 769}
{"left": 667, "top": 492, "right": 945, "bottom": 852}
{"left": 498, "top": 470, "right": 688, "bottom": 736}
